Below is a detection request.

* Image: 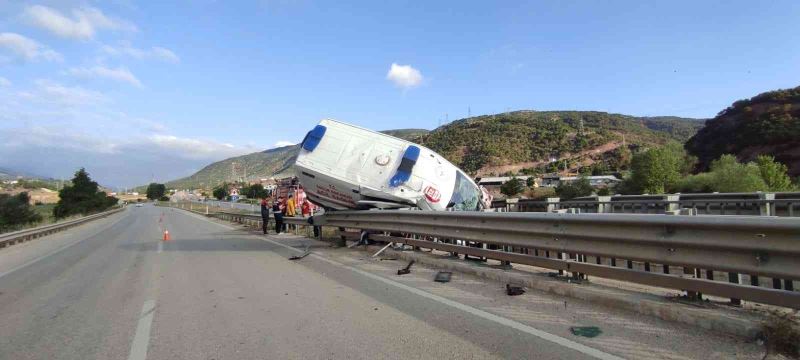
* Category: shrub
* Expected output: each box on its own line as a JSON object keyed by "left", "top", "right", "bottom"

{"left": 0, "top": 192, "right": 42, "bottom": 231}
{"left": 556, "top": 176, "right": 594, "bottom": 200}
{"left": 708, "top": 155, "right": 767, "bottom": 193}
{"left": 500, "top": 177, "right": 525, "bottom": 197}
{"left": 674, "top": 173, "right": 715, "bottom": 193}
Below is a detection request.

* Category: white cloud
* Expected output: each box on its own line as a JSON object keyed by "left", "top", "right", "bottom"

{"left": 146, "top": 135, "right": 259, "bottom": 162}
{"left": 0, "top": 77, "right": 10, "bottom": 87}
{"left": 32, "top": 79, "right": 107, "bottom": 106}
{"left": 68, "top": 66, "right": 142, "bottom": 87}
{"left": 150, "top": 47, "right": 180, "bottom": 63}
{"left": 0, "top": 127, "right": 260, "bottom": 187}
{"left": 101, "top": 43, "right": 180, "bottom": 63}
{"left": 273, "top": 140, "right": 295, "bottom": 148}
{"left": 0, "top": 32, "right": 62, "bottom": 62}
{"left": 386, "top": 63, "right": 423, "bottom": 89}
{"left": 23, "top": 5, "right": 137, "bottom": 40}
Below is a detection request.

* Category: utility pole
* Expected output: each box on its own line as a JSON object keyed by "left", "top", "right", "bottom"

{"left": 468, "top": 106, "right": 471, "bottom": 118}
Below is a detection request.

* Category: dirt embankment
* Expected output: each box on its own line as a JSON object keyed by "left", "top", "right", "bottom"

{"left": 1, "top": 188, "right": 60, "bottom": 204}
{"left": 476, "top": 141, "right": 622, "bottom": 176}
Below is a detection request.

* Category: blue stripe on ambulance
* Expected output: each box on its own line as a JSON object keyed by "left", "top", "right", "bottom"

{"left": 389, "top": 145, "right": 420, "bottom": 187}
{"left": 301, "top": 125, "right": 327, "bottom": 152}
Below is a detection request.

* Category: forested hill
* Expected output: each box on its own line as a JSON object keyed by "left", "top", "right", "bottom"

{"left": 164, "top": 128, "right": 430, "bottom": 189}
{"left": 686, "top": 85, "right": 800, "bottom": 176}
{"left": 414, "top": 111, "right": 703, "bottom": 175}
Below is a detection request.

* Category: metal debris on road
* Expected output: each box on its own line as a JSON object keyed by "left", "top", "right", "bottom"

{"left": 506, "top": 284, "right": 525, "bottom": 296}
{"left": 289, "top": 244, "right": 311, "bottom": 260}
{"left": 570, "top": 326, "right": 602, "bottom": 338}
{"left": 434, "top": 271, "right": 452, "bottom": 283}
{"left": 371, "top": 243, "right": 393, "bottom": 257}
{"left": 397, "top": 260, "right": 415, "bottom": 275}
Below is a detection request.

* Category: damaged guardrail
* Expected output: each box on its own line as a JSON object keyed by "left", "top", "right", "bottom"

{"left": 313, "top": 210, "right": 800, "bottom": 309}
{"left": 0, "top": 206, "right": 125, "bottom": 249}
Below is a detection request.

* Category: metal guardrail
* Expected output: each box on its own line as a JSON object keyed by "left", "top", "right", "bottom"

{"left": 315, "top": 210, "right": 800, "bottom": 309}
{"left": 0, "top": 206, "right": 125, "bottom": 248}
{"left": 495, "top": 192, "right": 800, "bottom": 217}
{"left": 165, "top": 201, "right": 800, "bottom": 309}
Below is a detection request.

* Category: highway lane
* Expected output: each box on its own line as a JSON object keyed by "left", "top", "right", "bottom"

{"left": 0, "top": 204, "right": 762, "bottom": 359}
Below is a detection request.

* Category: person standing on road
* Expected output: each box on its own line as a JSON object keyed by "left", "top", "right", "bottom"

{"left": 301, "top": 199, "right": 311, "bottom": 217}
{"left": 285, "top": 194, "right": 297, "bottom": 232}
{"left": 311, "top": 206, "right": 324, "bottom": 238}
{"left": 260, "top": 198, "right": 270, "bottom": 234}
{"left": 273, "top": 196, "right": 285, "bottom": 234}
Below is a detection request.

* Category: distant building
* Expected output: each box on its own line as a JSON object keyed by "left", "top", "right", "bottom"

{"left": 476, "top": 176, "right": 534, "bottom": 187}
{"left": 540, "top": 175, "right": 620, "bottom": 188}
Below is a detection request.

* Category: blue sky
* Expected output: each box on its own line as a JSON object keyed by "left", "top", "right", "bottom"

{"left": 1, "top": 1, "right": 799, "bottom": 188}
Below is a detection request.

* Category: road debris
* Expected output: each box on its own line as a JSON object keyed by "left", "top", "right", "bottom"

{"left": 289, "top": 244, "right": 311, "bottom": 260}
{"left": 397, "top": 260, "right": 415, "bottom": 275}
{"left": 570, "top": 326, "right": 602, "bottom": 338}
{"left": 506, "top": 284, "right": 525, "bottom": 296}
{"left": 434, "top": 271, "right": 452, "bottom": 283}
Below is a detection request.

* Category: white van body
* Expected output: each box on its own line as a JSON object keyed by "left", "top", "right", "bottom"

{"left": 293, "top": 119, "right": 489, "bottom": 211}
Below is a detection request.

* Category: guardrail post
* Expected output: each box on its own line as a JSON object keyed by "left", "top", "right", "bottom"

{"left": 206, "top": 205, "right": 209, "bottom": 215}
{"left": 506, "top": 198, "right": 519, "bottom": 212}
{"left": 758, "top": 193, "right": 775, "bottom": 216}
{"left": 596, "top": 196, "right": 611, "bottom": 213}
{"left": 545, "top": 197, "right": 560, "bottom": 212}
{"left": 728, "top": 272, "right": 742, "bottom": 306}
{"left": 664, "top": 195, "right": 680, "bottom": 213}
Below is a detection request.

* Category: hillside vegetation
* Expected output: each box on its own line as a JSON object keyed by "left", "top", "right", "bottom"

{"left": 686, "top": 85, "right": 800, "bottom": 176}
{"left": 415, "top": 111, "right": 703, "bottom": 175}
{"left": 165, "top": 129, "right": 430, "bottom": 189}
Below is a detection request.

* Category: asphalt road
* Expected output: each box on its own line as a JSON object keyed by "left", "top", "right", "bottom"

{"left": 0, "top": 204, "right": 762, "bottom": 360}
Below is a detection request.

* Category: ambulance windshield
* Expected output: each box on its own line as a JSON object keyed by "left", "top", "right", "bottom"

{"left": 448, "top": 171, "right": 481, "bottom": 211}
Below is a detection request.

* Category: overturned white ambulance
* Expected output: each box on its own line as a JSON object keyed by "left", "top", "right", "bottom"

{"left": 294, "top": 119, "right": 491, "bottom": 211}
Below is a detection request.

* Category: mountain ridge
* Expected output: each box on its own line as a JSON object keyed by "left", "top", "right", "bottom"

{"left": 162, "top": 114, "right": 703, "bottom": 189}
{"left": 163, "top": 129, "right": 430, "bottom": 189}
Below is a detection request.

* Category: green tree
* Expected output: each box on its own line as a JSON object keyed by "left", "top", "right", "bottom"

{"left": 525, "top": 177, "right": 536, "bottom": 187}
{"left": 500, "top": 177, "right": 525, "bottom": 197}
{"left": 755, "top": 155, "right": 794, "bottom": 191}
{"left": 555, "top": 176, "right": 594, "bottom": 200}
{"left": 0, "top": 192, "right": 42, "bottom": 232}
{"left": 146, "top": 183, "right": 166, "bottom": 200}
{"left": 627, "top": 143, "right": 690, "bottom": 194}
{"left": 53, "top": 168, "right": 118, "bottom": 219}
{"left": 708, "top": 155, "right": 767, "bottom": 193}
{"left": 212, "top": 185, "right": 228, "bottom": 200}
{"left": 241, "top": 183, "right": 269, "bottom": 199}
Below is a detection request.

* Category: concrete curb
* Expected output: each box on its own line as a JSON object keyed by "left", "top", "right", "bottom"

{"left": 360, "top": 244, "right": 765, "bottom": 339}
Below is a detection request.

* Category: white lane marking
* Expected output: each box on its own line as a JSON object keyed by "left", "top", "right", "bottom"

{"left": 0, "top": 213, "right": 128, "bottom": 280}
{"left": 185, "top": 210, "right": 623, "bottom": 359}
{"left": 128, "top": 300, "right": 156, "bottom": 360}
{"left": 157, "top": 241, "right": 163, "bottom": 254}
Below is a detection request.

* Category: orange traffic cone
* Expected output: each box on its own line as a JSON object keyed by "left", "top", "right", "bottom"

{"left": 163, "top": 230, "right": 170, "bottom": 241}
